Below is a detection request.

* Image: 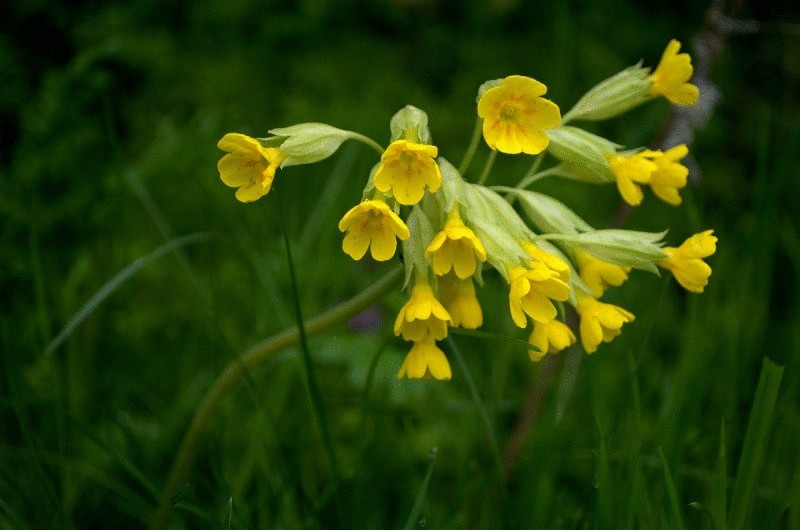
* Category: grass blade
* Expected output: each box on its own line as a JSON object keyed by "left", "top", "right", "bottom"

{"left": 401, "top": 448, "right": 437, "bottom": 530}
{"left": 43, "top": 233, "right": 211, "bottom": 358}
{"left": 711, "top": 420, "right": 727, "bottom": 530}
{"left": 449, "top": 327, "right": 536, "bottom": 352}
{"left": 730, "top": 357, "right": 784, "bottom": 530}
{"left": 658, "top": 446, "right": 685, "bottom": 530}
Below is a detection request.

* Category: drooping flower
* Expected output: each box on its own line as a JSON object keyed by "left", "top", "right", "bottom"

{"left": 575, "top": 294, "right": 635, "bottom": 354}
{"left": 507, "top": 264, "right": 571, "bottom": 328}
{"left": 574, "top": 249, "right": 630, "bottom": 297}
{"left": 217, "top": 133, "right": 287, "bottom": 202}
{"left": 426, "top": 214, "right": 487, "bottom": 279}
{"left": 338, "top": 200, "right": 410, "bottom": 261}
{"left": 659, "top": 230, "right": 717, "bottom": 293}
{"left": 478, "top": 75, "right": 561, "bottom": 155}
{"left": 528, "top": 319, "right": 576, "bottom": 361}
{"left": 521, "top": 241, "right": 571, "bottom": 283}
{"left": 394, "top": 281, "right": 452, "bottom": 342}
{"left": 648, "top": 39, "right": 700, "bottom": 106}
{"left": 373, "top": 140, "right": 441, "bottom": 205}
{"left": 607, "top": 151, "right": 658, "bottom": 206}
{"left": 438, "top": 274, "right": 483, "bottom": 329}
{"left": 397, "top": 337, "right": 452, "bottom": 380}
{"left": 646, "top": 145, "right": 690, "bottom": 206}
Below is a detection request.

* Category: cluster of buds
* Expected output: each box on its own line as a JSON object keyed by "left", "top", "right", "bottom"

{"left": 217, "top": 40, "right": 717, "bottom": 381}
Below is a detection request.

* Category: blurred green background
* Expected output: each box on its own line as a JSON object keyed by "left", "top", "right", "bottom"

{"left": 2, "top": 0, "right": 800, "bottom": 528}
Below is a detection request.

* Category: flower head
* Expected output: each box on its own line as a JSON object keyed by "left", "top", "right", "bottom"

{"left": 507, "top": 264, "right": 571, "bottom": 328}
{"left": 438, "top": 274, "right": 483, "bottom": 329}
{"left": 426, "top": 215, "right": 487, "bottom": 279}
{"left": 659, "top": 230, "right": 717, "bottom": 293}
{"left": 397, "top": 337, "right": 452, "bottom": 380}
{"left": 649, "top": 39, "right": 699, "bottom": 106}
{"left": 373, "top": 140, "right": 441, "bottom": 205}
{"left": 574, "top": 250, "right": 630, "bottom": 297}
{"left": 528, "top": 319, "right": 576, "bottom": 361}
{"left": 338, "top": 200, "right": 410, "bottom": 261}
{"left": 394, "top": 282, "right": 452, "bottom": 342}
{"left": 217, "top": 133, "right": 286, "bottom": 202}
{"left": 478, "top": 75, "right": 561, "bottom": 155}
{"left": 576, "top": 294, "right": 635, "bottom": 354}
{"left": 647, "top": 145, "right": 690, "bottom": 206}
{"left": 522, "top": 241, "right": 571, "bottom": 283}
{"left": 607, "top": 151, "right": 658, "bottom": 206}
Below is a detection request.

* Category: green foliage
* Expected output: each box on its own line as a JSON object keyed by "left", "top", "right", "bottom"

{"left": 2, "top": 0, "right": 800, "bottom": 528}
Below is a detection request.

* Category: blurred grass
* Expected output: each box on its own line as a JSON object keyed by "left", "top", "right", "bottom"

{"left": 2, "top": 0, "right": 800, "bottom": 528}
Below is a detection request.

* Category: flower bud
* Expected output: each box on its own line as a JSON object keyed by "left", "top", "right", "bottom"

{"left": 268, "top": 123, "right": 366, "bottom": 166}
{"left": 562, "top": 64, "right": 652, "bottom": 122}
{"left": 389, "top": 105, "right": 432, "bottom": 144}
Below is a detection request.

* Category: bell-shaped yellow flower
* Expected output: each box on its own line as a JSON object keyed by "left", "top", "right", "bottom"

{"left": 338, "top": 200, "right": 410, "bottom": 261}
{"left": 478, "top": 75, "right": 561, "bottom": 155}
{"left": 649, "top": 39, "right": 700, "bottom": 106}
{"left": 528, "top": 319, "right": 576, "bottom": 361}
{"left": 659, "top": 230, "right": 717, "bottom": 293}
{"left": 574, "top": 249, "right": 630, "bottom": 297}
{"left": 607, "top": 151, "right": 658, "bottom": 206}
{"left": 507, "top": 264, "right": 571, "bottom": 328}
{"left": 576, "top": 294, "right": 635, "bottom": 354}
{"left": 426, "top": 215, "right": 487, "bottom": 279}
{"left": 397, "top": 337, "right": 452, "bottom": 380}
{"left": 521, "top": 241, "right": 571, "bottom": 283}
{"left": 394, "top": 282, "right": 452, "bottom": 342}
{"left": 217, "top": 133, "right": 286, "bottom": 203}
{"left": 438, "top": 274, "right": 483, "bottom": 329}
{"left": 373, "top": 140, "right": 441, "bottom": 206}
{"left": 647, "top": 145, "right": 690, "bottom": 206}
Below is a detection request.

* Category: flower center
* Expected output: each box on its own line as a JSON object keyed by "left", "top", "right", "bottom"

{"left": 499, "top": 103, "right": 518, "bottom": 121}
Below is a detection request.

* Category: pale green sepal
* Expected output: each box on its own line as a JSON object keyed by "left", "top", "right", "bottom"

{"left": 546, "top": 126, "right": 618, "bottom": 183}
{"left": 269, "top": 123, "right": 367, "bottom": 167}
{"left": 402, "top": 206, "right": 436, "bottom": 288}
{"left": 433, "top": 157, "right": 465, "bottom": 215}
{"left": 562, "top": 63, "right": 653, "bottom": 122}
{"left": 540, "top": 229, "right": 668, "bottom": 274}
{"left": 504, "top": 188, "right": 594, "bottom": 235}
{"left": 360, "top": 163, "right": 380, "bottom": 200}
{"left": 389, "top": 105, "right": 432, "bottom": 144}
{"left": 476, "top": 78, "right": 503, "bottom": 102}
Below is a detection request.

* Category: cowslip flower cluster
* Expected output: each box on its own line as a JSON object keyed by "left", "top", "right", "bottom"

{"left": 215, "top": 40, "right": 717, "bottom": 381}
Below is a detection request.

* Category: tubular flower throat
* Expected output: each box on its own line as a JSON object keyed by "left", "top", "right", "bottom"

{"left": 659, "top": 230, "right": 717, "bottom": 293}
{"left": 478, "top": 75, "right": 561, "bottom": 155}
{"left": 394, "top": 282, "right": 452, "bottom": 342}
{"left": 338, "top": 200, "right": 410, "bottom": 261}
{"left": 576, "top": 294, "right": 635, "bottom": 354}
{"left": 217, "top": 133, "right": 287, "bottom": 203}
{"left": 528, "top": 319, "right": 576, "bottom": 362}
{"left": 507, "top": 265, "right": 571, "bottom": 328}
{"left": 522, "top": 242, "right": 572, "bottom": 283}
{"left": 648, "top": 39, "right": 700, "bottom": 106}
{"left": 426, "top": 216, "right": 487, "bottom": 279}
{"left": 575, "top": 250, "right": 630, "bottom": 297}
{"left": 397, "top": 337, "right": 452, "bottom": 380}
{"left": 607, "top": 151, "right": 658, "bottom": 206}
{"left": 646, "top": 145, "right": 690, "bottom": 206}
{"left": 438, "top": 274, "right": 483, "bottom": 329}
{"left": 373, "top": 140, "right": 441, "bottom": 206}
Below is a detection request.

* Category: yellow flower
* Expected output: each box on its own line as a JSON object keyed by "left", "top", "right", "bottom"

{"left": 397, "top": 337, "right": 452, "bottom": 380}
{"left": 646, "top": 145, "right": 690, "bottom": 206}
{"left": 528, "top": 319, "right": 576, "bottom": 362}
{"left": 659, "top": 230, "right": 717, "bottom": 293}
{"left": 394, "top": 282, "right": 452, "bottom": 342}
{"left": 575, "top": 294, "right": 635, "bottom": 354}
{"left": 574, "top": 250, "right": 630, "bottom": 297}
{"left": 425, "top": 215, "right": 487, "bottom": 279}
{"left": 648, "top": 39, "right": 700, "bottom": 106}
{"left": 217, "top": 133, "right": 286, "bottom": 203}
{"left": 438, "top": 274, "right": 483, "bottom": 329}
{"left": 507, "top": 265, "right": 571, "bottom": 328}
{"left": 521, "top": 241, "right": 571, "bottom": 283}
{"left": 338, "top": 200, "right": 410, "bottom": 261}
{"left": 607, "top": 151, "right": 658, "bottom": 206}
{"left": 373, "top": 140, "right": 441, "bottom": 205}
{"left": 478, "top": 75, "right": 561, "bottom": 155}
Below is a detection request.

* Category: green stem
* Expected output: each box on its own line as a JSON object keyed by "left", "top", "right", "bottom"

{"left": 476, "top": 150, "right": 498, "bottom": 185}
{"left": 148, "top": 265, "right": 403, "bottom": 530}
{"left": 514, "top": 165, "right": 561, "bottom": 189}
{"left": 458, "top": 118, "right": 484, "bottom": 176}
{"left": 352, "top": 133, "right": 385, "bottom": 155}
